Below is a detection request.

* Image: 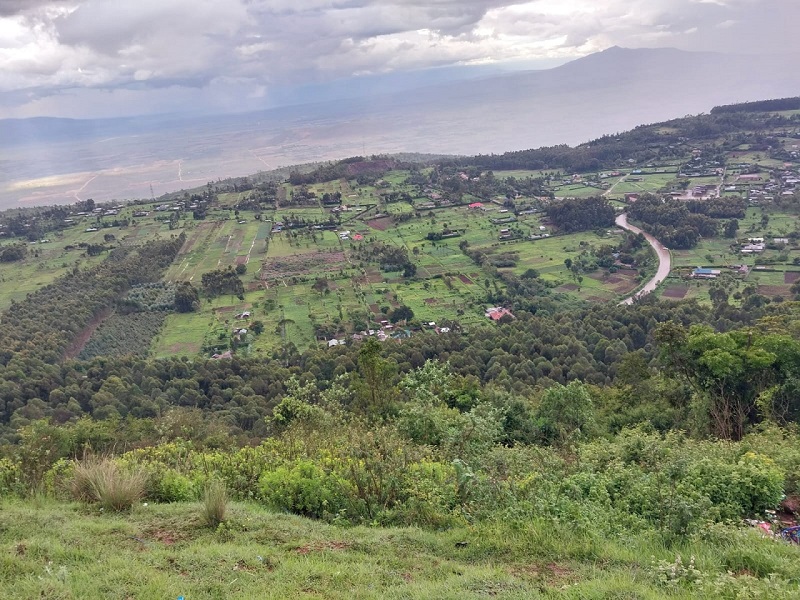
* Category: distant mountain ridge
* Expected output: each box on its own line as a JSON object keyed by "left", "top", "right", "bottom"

{"left": 1, "top": 46, "right": 797, "bottom": 147}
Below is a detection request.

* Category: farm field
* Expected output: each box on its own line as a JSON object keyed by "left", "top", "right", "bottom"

{"left": 610, "top": 173, "right": 677, "bottom": 196}
{"left": 0, "top": 167, "right": 660, "bottom": 357}
{"left": 3, "top": 135, "right": 798, "bottom": 359}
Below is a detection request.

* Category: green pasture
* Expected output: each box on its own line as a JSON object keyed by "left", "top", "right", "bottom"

{"left": 152, "top": 310, "right": 214, "bottom": 357}
{"left": 273, "top": 207, "right": 329, "bottom": 221}
{"left": 494, "top": 169, "right": 554, "bottom": 179}
{"left": 384, "top": 202, "right": 415, "bottom": 216}
{"left": 657, "top": 279, "right": 713, "bottom": 305}
{"left": 670, "top": 238, "right": 739, "bottom": 269}
{"left": 9, "top": 499, "right": 793, "bottom": 600}
{"left": 266, "top": 230, "right": 346, "bottom": 259}
{"left": 610, "top": 173, "right": 677, "bottom": 196}
{"left": 0, "top": 247, "right": 106, "bottom": 311}
{"left": 165, "top": 218, "right": 266, "bottom": 282}
{"left": 552, "top": 183, "right": 603, "bottom": 198}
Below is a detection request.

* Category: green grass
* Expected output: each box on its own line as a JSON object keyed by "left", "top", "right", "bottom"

{"left": 1, "top": 499, "right": 797, "bottom": 599}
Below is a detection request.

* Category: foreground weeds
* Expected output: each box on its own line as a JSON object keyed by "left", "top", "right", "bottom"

{"left": 0, "top": 498, "right": 798, "bottom": 599}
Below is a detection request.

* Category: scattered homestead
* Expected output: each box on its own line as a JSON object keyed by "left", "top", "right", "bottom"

{"left": 485, "top": 306, "right": 514, "bottom": 321}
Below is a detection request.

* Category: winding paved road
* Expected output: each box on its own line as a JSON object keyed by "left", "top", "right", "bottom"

{"left": 615, "top": 213, "right": 671, "bottom": 305}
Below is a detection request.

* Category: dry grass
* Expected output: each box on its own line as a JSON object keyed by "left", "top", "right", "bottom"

{"left": 201, "top": 479, "right": 229, "bottom": 527}
{"left": 71, "top": 458, "right": 146, "bottom": 512}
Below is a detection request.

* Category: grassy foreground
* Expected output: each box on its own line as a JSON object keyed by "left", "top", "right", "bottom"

{"left": 1, "top": 499, "right": 798, "bottom": 599}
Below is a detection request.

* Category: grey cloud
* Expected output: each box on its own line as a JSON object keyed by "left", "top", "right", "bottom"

{"left": 1, "top": 0, "right": 799, "bottom": 119}
{"left": 0, "top": 0, "right": 70, "bottom": 16}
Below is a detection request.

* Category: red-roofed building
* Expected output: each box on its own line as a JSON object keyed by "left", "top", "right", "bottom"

{"left": 468, "top": 202, "right": 484, "bottom": 209}
{"left": 485, "top": 307, "right": 514, "bottom": 322}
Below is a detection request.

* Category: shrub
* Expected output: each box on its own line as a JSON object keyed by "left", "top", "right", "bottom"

{"left": 202, "top": 480, "right": 229, "bottom": 528}
{"left": 145, "top": 467, "right": 194, "bottom": 503}
{"left": 71, "top": 458, "right": 146, "bottom": 511}
{"left": 259, "top": 461, "right": 348, "bottom": 518}
{"left": 0, "top": 457, "right": 21, "bottom": 497}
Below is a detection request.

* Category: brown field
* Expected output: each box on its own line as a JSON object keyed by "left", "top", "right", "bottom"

{"left": 458, "top": 274, "right": 474, "bottom": 285}
{"left": 261, "top": 251, "right": 347, "bottom": 279}
{"left": 662, "top": 286, "right": 689, "bottom": 299}
{"left": 784, "top": 272, "right": 800, "bottom": 284}
{"left": 366, "top": 218, "right": 392, "bottom": 231}
{"left": 168, "top": 342, "right": 203, "bottom": 354}
{"left": 758, "top": 285, "right": 791, "bottom": 297}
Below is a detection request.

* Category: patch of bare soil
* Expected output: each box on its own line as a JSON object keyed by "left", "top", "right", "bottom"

{"left": 758, "top": 285, "right": 791, "bottom": 297}
{"left": 366, "top": 218, "right": 391, "bottom": 231}
{"left": 261, "top": 251, "right": 347, "bottom": 279}
{"left": 63, "top": 307, "right": 113, "bottom": 360}
{"left": 784, "top": 272, "right": 800, "bottom": 284}
{"left": 663, "top": 286, "right": 689, "bottom": 299}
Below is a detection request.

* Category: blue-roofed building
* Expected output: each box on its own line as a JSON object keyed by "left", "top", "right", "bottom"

{"left": 692, "top": 267, "right": 721, "bottom": 279}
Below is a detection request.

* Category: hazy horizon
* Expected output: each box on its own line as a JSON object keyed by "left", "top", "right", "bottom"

{"left": 2, "top": 0, "right": 799, "bottom": 209}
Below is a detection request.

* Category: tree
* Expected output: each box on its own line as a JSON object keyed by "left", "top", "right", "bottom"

{"left": 174, "top": 282, "right": 200, "bottom": 313}
{"left": 201, "top": 268, "right": 244, "bottom": 298}
{"left": 655, "top": 323, "right": 786, "bottom": 440}
{"left": 235, "top": 263, "right": 247, "bottom": 275}
{"left": 389, "top": 305, "right": 414, "bottom": 324}
{"left": 354, "top": 338, "right": 395, "bottom": 415}
{"left": 723, "top": 218, "right": 739, "bottom": 238}
{"left": 535, "top": 381, "right": 596, "bottom": 446}
{"left": 0, "top": 244, "right": 26, "bottom": 262}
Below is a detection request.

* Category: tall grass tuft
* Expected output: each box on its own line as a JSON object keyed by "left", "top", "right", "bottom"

{"left": 71, "top": 458, "right": 146, "bottom": 512}
{"left": 202, "top": 479, "right": 229, "bottom": 528}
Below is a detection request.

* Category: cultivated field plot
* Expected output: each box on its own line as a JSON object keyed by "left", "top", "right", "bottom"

{"left": 656, "top": 279, "right": 714, "bottom": 304}
{"left": 749, "top": 269, "right": 794, "bottom": 299}
{"left": 0, "top": 247, "right": 105, "bottom": 311}
{"left": 670, "top": 238, "right": 739, "bottom": 269}
{"left": 492, "top": 230, "right": 642, "bottom": 302}
{"left": 552, "top": 183, "right": 604, "bottom": 198}
{"left": 165, "top": 218, "right": 266, "bottom": 282}
{"left": 611, "top": 173, "right": 677, "bottom": 196}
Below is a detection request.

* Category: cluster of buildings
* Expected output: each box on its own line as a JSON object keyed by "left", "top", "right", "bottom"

{"left": 733, "top": 166, "right": 800, "bottom": 204}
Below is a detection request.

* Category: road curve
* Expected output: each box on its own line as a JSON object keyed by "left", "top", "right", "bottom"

{"left": 615, "top": 213, "right": 671, "bottom": 305}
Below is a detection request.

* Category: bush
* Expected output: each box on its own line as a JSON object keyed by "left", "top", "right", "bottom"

{"left": 71, "top": 458, "right": 146, "bottom": 511}
{"left": 202, "top": 480, "right": 229, "bottom": 528}
{"left": 259, "top": 461, "right": 348, "bottom": 518}
{"left": 145, "top": 467, "right": 194, "bottom": 503}
{"left": 0, "top": 457, "right": 21, "bottom": 497}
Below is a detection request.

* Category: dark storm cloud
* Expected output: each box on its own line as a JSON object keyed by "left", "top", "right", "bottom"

{"left": 1, "top": 0, "right": 798, "bottom": 118}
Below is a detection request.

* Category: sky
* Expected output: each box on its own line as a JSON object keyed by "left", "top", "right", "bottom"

{"left": 0, "top": 0, "right": 798, "bottom": 119}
